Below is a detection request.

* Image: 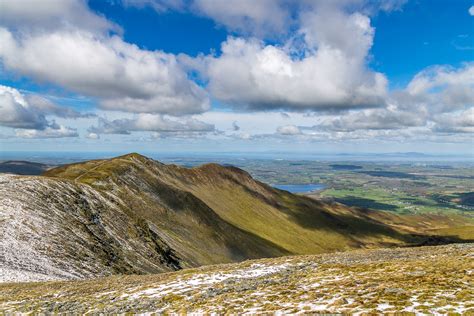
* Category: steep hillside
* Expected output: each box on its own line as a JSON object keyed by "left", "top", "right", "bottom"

{"left": 1, "top": 160, "right": 287, "bottom": 282}
{"left": 1, "top": 153, "right": 466, "bottom": 282}
{"left": 45, "top": 154, "right": 417, "bottom": 252}
{"left": 1, "top": 244, "right": 472, "bottom": 314}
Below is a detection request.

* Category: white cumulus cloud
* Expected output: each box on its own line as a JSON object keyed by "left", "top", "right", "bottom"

{"left": 205, "top": 3, "right": 388, "bottom": 112}
{"left": 88, "top": 114, "right": 215, "bottom": 135}
{"left": 404, "top": 63, "right": 474, "bottom": 113}
{"left": 192, "top": 0, "right": 290, "bottom": 37}
{"left": 0, "top": 85, "right": 48, "bottom": 129}
{"left": 0, "top": 0, "right": 119, "bottom": 34}
{"left": 86, "top": 132, "right": 100, "bottom": 140}
{"left": 0, "top": 29, "right": 210, "bottom": 116}
{"left": 277, "top": 125, "right": 302, "bottom": 135}
{"left": 0, "top": 85, "right": 82, "bottom": 138}
{"left": 433, "top": 108, "right": 474, "bottom": 134}
{"left": 15, "top": 123, "right": 78, "bottom": 139}
{"left": 0, "top": 0, "right": 210, "bottom": 117}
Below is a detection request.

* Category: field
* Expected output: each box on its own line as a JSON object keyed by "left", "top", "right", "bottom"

{"left": 253, "top": 162, "right": 473, "bottom": 215}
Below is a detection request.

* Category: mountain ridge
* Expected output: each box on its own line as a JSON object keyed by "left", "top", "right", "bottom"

{"left": 1, "top": 153, "right": 470, "bottom": 282}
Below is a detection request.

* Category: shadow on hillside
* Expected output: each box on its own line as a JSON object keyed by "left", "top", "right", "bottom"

{"left": 334, "top": 196, "right": 398, "bottom": 211}
{"left": 281, "top": 194, "right": 474, "bottom": 247}
{"left": 403, "top": 234, "right": 474, "bottom": 246}
{"left": 357, "top": 170, "right": 425, "bottom": 180}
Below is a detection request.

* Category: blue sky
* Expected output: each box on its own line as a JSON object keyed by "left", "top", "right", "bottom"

{"left": 0, "top": 0, "right": 473, "bottom": 155}
{"left": 371, "top": 0, "right": 474, "bottom": 87}
{"left": 89, "top": 0, "right": 228, "bottom": 56}
{"left": 88, "top": 0, "right": 474, "bottom": 86}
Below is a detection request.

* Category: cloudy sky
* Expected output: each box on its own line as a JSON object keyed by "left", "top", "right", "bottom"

{"left": 0, "top": 0, "right": 473, "bottom": 154}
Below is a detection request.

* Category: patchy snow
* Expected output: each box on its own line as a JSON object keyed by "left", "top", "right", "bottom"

{"left": 122, "top": 263, "right": 291, "bottom": 300}
{"left": 0, "top": 176, "right": 83, "bottom": 282}
{"left": 1, "top": 244, "right": 473, "bottom": 314}
{"left": 0, "top": 174, "right": 129, "bottom": 282}
{"left": 0, "top": 267, "right": 61, "bottom": 283}
{"left": 377, "top": 303, "right": 393, "bottom": 311}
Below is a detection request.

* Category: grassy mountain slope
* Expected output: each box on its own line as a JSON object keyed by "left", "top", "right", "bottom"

{"left": 2, "top": 153, "right": 468, "bottom": 282}
{"left": 2, "top": 155, "right": 288, "bottom": 282}
{"left": 158, "top": 163, "right": 413, "bottom": 253}
{"left": 46, "top": 153, "right": 419, "bottom": 255}
{"left": 1, "top": 243, "right": 472, "bottom": 314}
{"left": 44, "top": 154, "right": 289, "bottom": 264}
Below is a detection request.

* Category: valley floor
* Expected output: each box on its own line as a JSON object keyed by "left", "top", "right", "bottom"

{"left": 1, "top": 243, "right": 473, "bottom": 314}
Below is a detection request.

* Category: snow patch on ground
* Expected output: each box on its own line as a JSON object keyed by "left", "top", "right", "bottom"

{"left": 122, "top": 263, "right": 290, "bottom": 300}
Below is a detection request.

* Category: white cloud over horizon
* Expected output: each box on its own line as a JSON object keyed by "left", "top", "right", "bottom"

{"left": 277, "top": 125, "right": 302, "bottom": 135}
{"left": 88, "top": 114, "right": 215, "bottom": 136}
{"left": 15, "top": 123, "right": 78, "bottom": 139}
{"left": 0, "top": 85, "right": 81, "bottom": 138}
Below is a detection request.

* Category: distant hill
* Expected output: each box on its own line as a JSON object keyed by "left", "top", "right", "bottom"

{"left": 0, "top": 160, "right": 52, "bottom": 175}
{"left": 0, "top": 153, "right": 470, "bottom": 282}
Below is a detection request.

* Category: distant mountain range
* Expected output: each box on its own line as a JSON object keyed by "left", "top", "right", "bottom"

{"left": 0, "top": 160, "right": 52, "bottom": 175}
{"left": 0, "top": 153, "right": 470, "bottom": 282}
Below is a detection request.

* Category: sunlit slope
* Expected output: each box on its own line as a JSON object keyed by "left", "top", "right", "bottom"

{"left": 2, "top": 155, "right": 290, "bottom": 282}
{"left": 4, "top": 153, "right": 467, "bottom": 282}
{"left": 160, "top": 163, "right": 419, "bottom": 253}
{"left": 46, "top": 153, "right": 419, "bottom": 256}
{"left": 42, "top": 155, "right": 289, "bottom": 268}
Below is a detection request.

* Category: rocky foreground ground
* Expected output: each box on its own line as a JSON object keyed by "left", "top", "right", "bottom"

{"left": 1, "top": 243, "right": 473, "bottom": 314}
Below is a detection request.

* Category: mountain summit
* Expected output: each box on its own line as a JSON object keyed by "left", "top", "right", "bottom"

{"left": 0, "top": 153, "right": 449, "bottom": 282}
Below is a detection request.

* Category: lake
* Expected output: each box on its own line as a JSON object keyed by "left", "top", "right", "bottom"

{"left": 273, "top": 184, "right": 326, "bottom": 193}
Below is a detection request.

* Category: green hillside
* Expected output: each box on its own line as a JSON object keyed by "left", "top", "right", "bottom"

{"left": 2, "top": 153, "right": 471, "bottom": 283}
{"left": 46, "top": 153, "right": 419, "bottom": 256}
